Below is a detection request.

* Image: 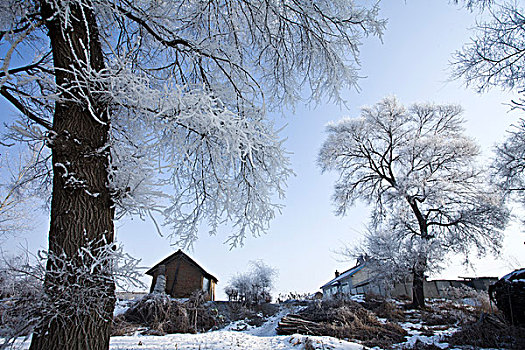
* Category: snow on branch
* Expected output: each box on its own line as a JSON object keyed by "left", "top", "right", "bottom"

{"left": 1, "top": 0, "right": 385, "bottom": 247}
{"left": 97, "top": 63, "right": 292, "bottom": 247}
{"left": 453, "top": 2, "right": 525, "bottom": 93}
{"left": 493, "top": 118, "right": 525, "bottom": 208}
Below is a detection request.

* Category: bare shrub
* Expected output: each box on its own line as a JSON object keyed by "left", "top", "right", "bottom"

{"left": 187, "top": 291, "right": 217, "bottom": 332}
{"left": 362, "top": 294, "right": 405, "bottom": 321}
{"left": 119, "top": 292, "right": 220, "bottom": 335}
{"left": 448, "top": 313, "right": 525, "bottom": 349}
{"left": 0, "top": 256, "right": 43, "bottom": 349}
{"left": 211, "top": 300, "right": 277, "bottom": 328}
{"left": 122, "top": 294, "right": 191, "bottom": 335}
{"left": 111, "top": 315, "right": 139, "bottom": 336}
{"left": 420, "top": 299, "right": 479, "bottom": 327}
{"left": 444, "top": 285, "right": 493, "bottom": 313}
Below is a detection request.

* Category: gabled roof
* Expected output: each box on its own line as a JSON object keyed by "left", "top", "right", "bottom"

{"left": 145, "top": 249, "right": 218, "bottom": 282}
{"left": 320, "top": 261, "right": 367, "bottom": 289}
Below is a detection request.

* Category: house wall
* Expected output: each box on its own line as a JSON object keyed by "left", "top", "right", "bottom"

{"left": 165, "top": 257, "right": 203, "bottom": 298}
{"left": 351, "top": 269, "right": 370, "bottom": 287}
{"left": 148, "top": 257, "right": 216, "bottom": 301}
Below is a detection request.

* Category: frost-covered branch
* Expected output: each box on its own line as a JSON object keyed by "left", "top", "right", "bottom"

{"left": 1, "top": 0, "right": 386, "bottom": 247}
{"left": 453, "top": 2, "right": 525, "bottom": 216}
{"left": 453, "top": 2, "right": 525, "bottom": 94}
{"left": 493, "top": 118, "right": 525, "bottom": 209}
{"left": 0, "top": 146, "right": 49, "bottom": 239}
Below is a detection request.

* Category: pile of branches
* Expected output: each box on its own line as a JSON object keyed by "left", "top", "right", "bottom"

{"left": 448, "top": 312, "right": 525, "bottom": 349}
{"left": 114, "top": 291, "right": 217, "bottom": 336}
{"left": 360, "top": 294, "right": 405, "bottom": 321}
{"left": 277, "top": 300, "right": 406, "bottom": 348}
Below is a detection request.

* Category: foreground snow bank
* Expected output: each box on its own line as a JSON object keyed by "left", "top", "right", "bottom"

{"left": 110, "top": 331, "right": 364, "bottom": 350}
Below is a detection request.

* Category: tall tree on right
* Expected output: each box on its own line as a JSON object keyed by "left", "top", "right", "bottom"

{"left": 318, "top": 96, "right": 509, "bottom": 308}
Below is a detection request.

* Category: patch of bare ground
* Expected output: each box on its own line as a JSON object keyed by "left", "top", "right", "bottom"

{"left": 277, "top": 299, "right": 407, "bottom": 348}
{"left": 399, "top": 341, "right": 445, "bottom": 350}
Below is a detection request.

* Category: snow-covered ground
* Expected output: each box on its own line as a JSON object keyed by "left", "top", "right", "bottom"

{"left": 7, "top": 331, "right": 365, "bottom": 350}
{"left": 110, "top": 332, "right": 363, "bottom": 350}
{"left": 108, "top": 303, "right": 367, "bottom": 349}
{"left": 398, "top": 320, "right": 458, "bottom": 349}
{"left": 3, "top": 299, "right": 486, "bottom": 350}
{"left": 5, "top": 306, "right": 364, "bottom": 350}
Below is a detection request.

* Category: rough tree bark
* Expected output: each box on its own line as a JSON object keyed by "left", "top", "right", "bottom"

{"left": 411, "top": 268, "right": 426, "bottom": 309}
{"left": 29, "top": 1, "right": 115, "bottom": 349}
{"left": 409, "top": 200, "right": 428, "bottom": 309}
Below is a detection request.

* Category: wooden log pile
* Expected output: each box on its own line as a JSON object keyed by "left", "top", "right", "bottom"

{"left": 275, "top": 300, "right": 408, "bottom": 348}
{"left": 276, "top": 314, "right": 325, "bottom": 335}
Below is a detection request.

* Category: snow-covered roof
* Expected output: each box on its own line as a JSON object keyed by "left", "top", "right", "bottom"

{"left": 320, "top": 262, "right": 367, "bottom": 289}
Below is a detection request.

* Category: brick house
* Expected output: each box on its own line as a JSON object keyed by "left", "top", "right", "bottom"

{"left": 146, "top": 250, "right": 218, "bottom": 301}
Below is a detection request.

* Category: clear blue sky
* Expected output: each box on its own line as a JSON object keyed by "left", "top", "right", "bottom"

{"left": 1, "top": 0, "right": 524, "bottom": 300}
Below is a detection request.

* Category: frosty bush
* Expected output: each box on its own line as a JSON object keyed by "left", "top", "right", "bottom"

{"left": 445, "top": 285, "right": 492, "bottom": 311}
{"left": 120, "top": 291, "right": 218, "bottom": 334}
{"left": 0, "top": 241, "right": 141, "bottom": 349}
{"left": 225, "top": 261, "right": 277, "bottom": 305}
{"left": 0, "top": 256, "right": 42, "bottom": 349}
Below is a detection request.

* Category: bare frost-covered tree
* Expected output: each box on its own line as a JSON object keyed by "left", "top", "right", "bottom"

{"left": 0, "top": 0, "right": 385, "bottom": 348}
{"left": 318, "top": 96, "right": 509, "bottom": 308}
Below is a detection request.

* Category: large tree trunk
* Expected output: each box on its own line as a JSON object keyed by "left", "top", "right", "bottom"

{"left": 407, "top": 200, "right": 428, "bottom": 309}
{"left": 30, "top": 1, "right": 115, "bottom": 349}
{"left": 411, "top": 268, "right": 426, "bottom": 309}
